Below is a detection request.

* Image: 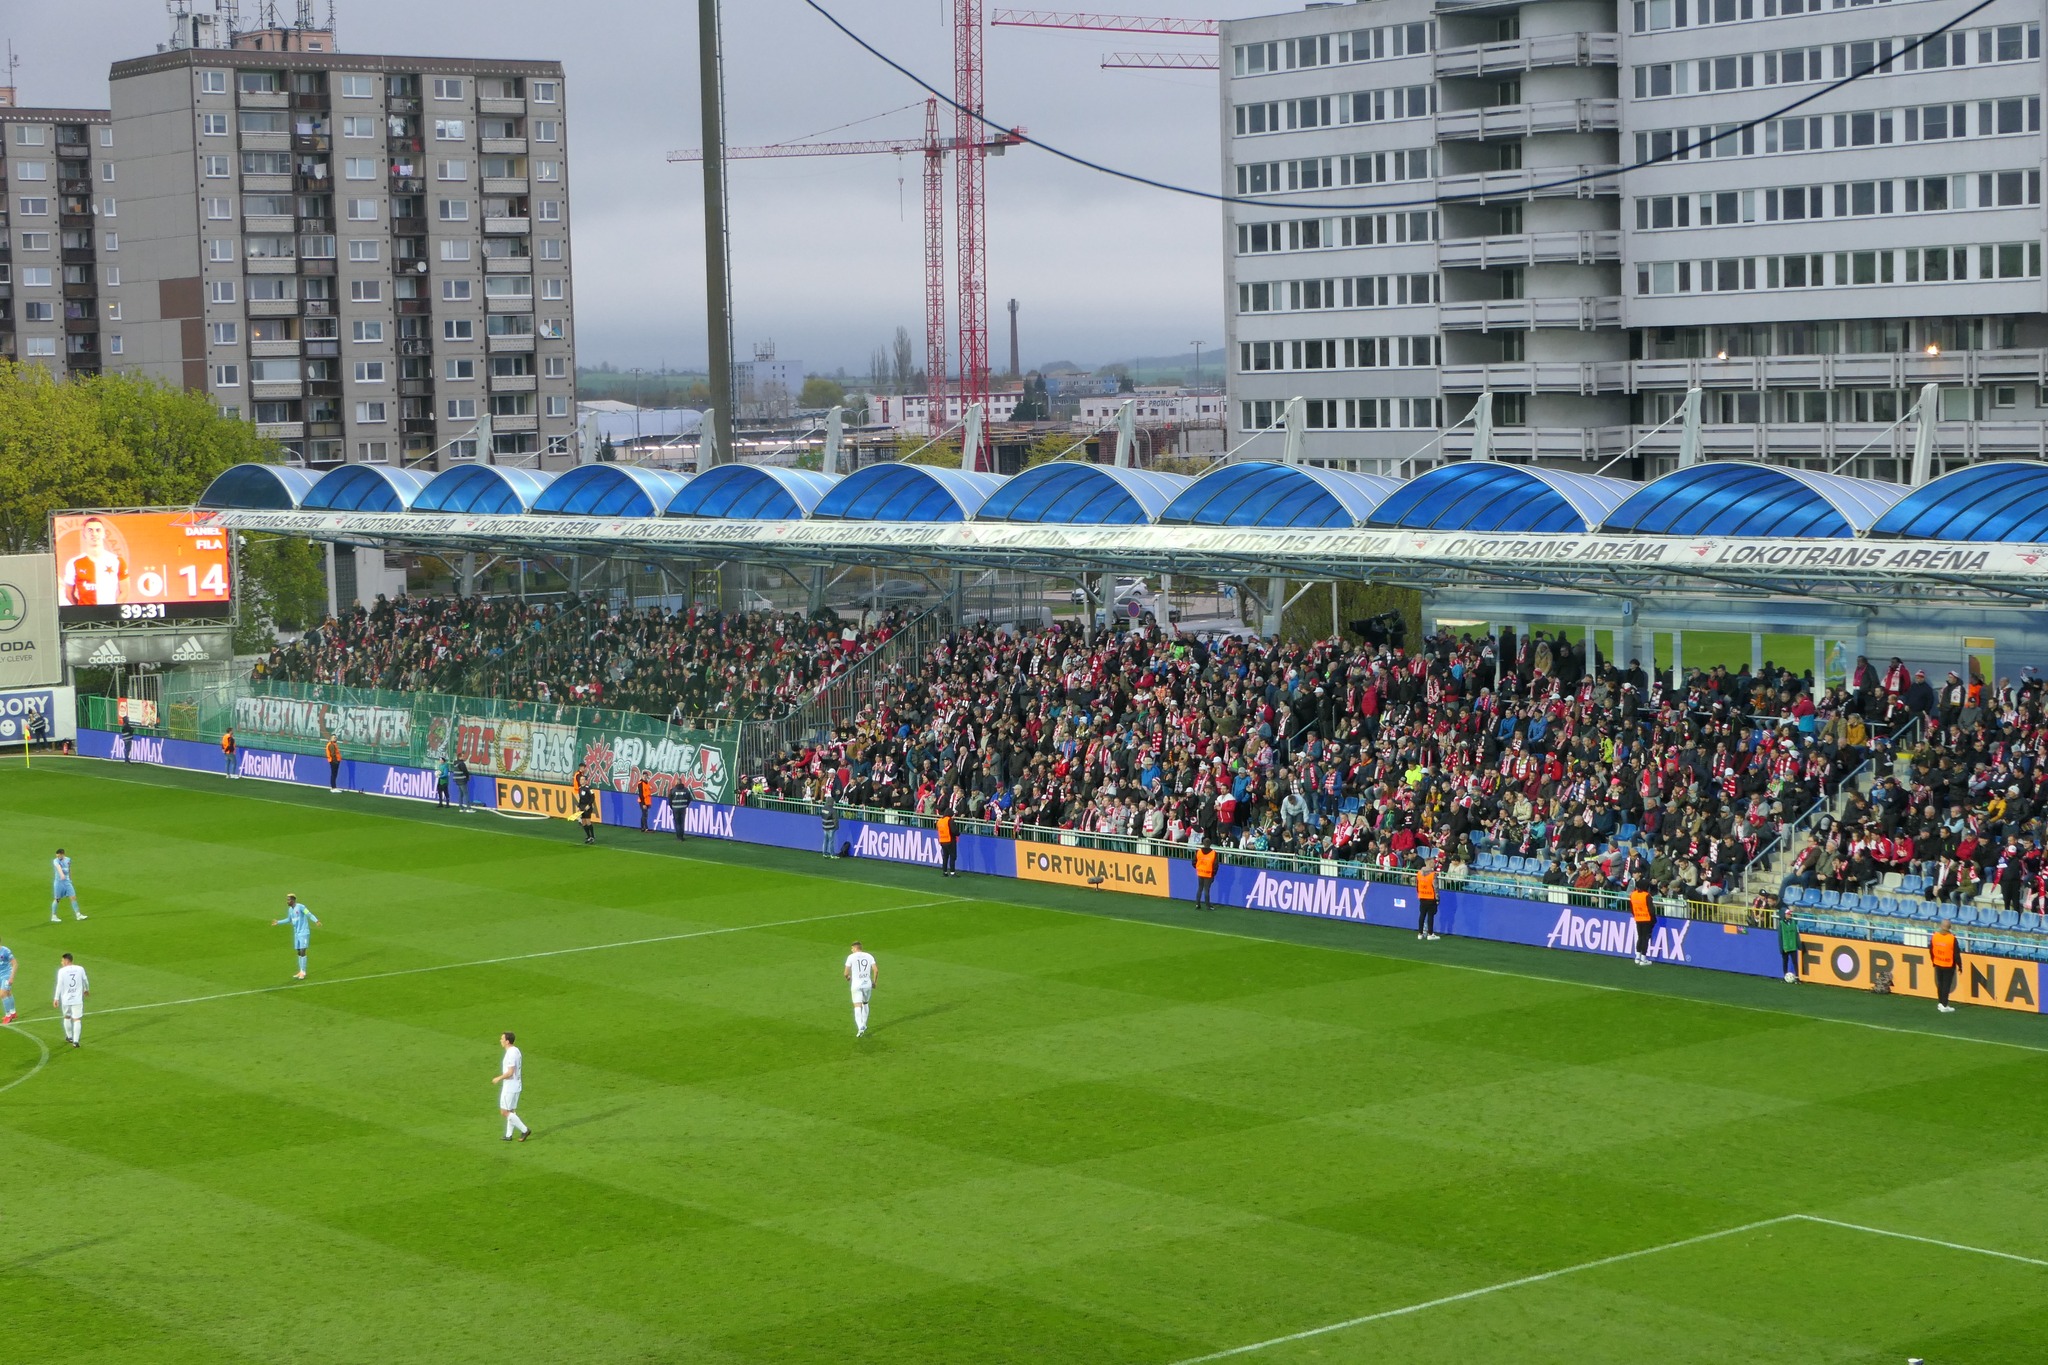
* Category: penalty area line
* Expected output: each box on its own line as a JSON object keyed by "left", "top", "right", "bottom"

{"left": 1166, "top": 1212, "right": 2048, "bottom": 1363}
{"left": 0, "top": 1024, "right": 51, "bottom": 1097}
{"left": 17, "top": 900, "right": 958, "bottom": 1025}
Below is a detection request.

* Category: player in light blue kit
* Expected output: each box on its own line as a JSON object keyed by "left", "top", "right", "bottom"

{"left": 0, "top": 938, "right": 16, "bottom": 1024}
{"left": 273, "top": 894, "right": 320, "bottom": 980}
{"left": 50, "top": 848, "right": 85, "bottom": 924}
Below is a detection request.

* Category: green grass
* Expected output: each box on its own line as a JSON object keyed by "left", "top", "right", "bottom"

{"left": 5, "top": 760, "right": 2048, "bottom": 1363}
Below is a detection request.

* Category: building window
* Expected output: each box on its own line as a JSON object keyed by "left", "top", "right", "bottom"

{"left": 533, "top": 81, "right": 558, "bottom": 103}
{"left": 340, "top": 75, "right": 375, "bottom": 99}
{"left": 533, "top": 119, "right": 559, "bottom": 142}
{"left": 341, "top": 116, "right": 376, "bottom": 139}
{"left": 349, "top": 240, "right": 381, "bottom": 262}
{"left": 537, "top": 200, "right": 560, "bottom": 222}
{"left": 433, "top": 78, "right": 464, "bottom": 100}
{"left": 208, "top": 238, "right": 236, "bottom": 263}
{"left": 103, "top": 232, "right": 118, "bottom": 251}
{"left": 356, "top": 401, "right": 388, "bottom": 423}
{"left": 447, "top": 398, "right": 478, "bottom": 420}
{"left": 543, "top": 355, "right": 567, "bottom": 379}
{"left": 201, "top": 70, "right": 228, "bottom": 94}
{"left": 541, "top": 278, "right": 564, "bottom": 300}
{"left": 216, "top": 364, "right": 242, "bottom": 387}
{"left": 343, "top": 158, "right": 377, "bottom": 180}
{"left": 19, "top": 232, "right": 50, "bottom": 251}
{"left": 540, "top": 318, "right": 565, "bottom": 339}
{"left": 443, "top": 319, "right": 475, "bottom": 341}
{"left": 350, "top": 279, "right": 384, "bottom": 302}
{"left": 106, "top": 301, "right": 122, "bottom": 321}
{"left": 545, "top": 395, "right": 568, "bottom": 417}
{"left": 442, "top": 279, "right": 474, "bottom": 301}
{"left": 108, "top": 335, "right": 124, "bottom": 355}
{"left": 17, "top": 198, "right": 50, "bottom": 217}
{"left": 211, "top": 322, "right": 240, "bottom": 345}
{"left": 100, "top": 198, "right": 116, "bottom": 217}
{"left": 539, "top": 238, "right": 562, "bottom": 260}
{"left": 353, "top": 361, "right": 387, "bottom": 383}
{"left": 485, "top": 275, "right": 531, "bottom": 299}
{"left": 210, "top": 280, "right": 238, "bottom": 304}
{"left": 202, "top": 155, "right": 231, "bottom": 178}
{"left": 351, "top": 320, "right": 384, "bottom": 343}
{"left": 13, "top": 161, "right": 46, "bottom": 181}
{"left": 447, "top": 439, "right": 479, "bottom": 459}
{"left": 24, "top": 338, "right": 58, "bottom": 358}
{"left": 201, "top": 113, "right": 229, "bottom": 137}
{"left": 438, "top": 199, "right": 471, "bottom": 221}
{"left": 446, "top": 358, "right": 476, "bottom": 379}
{"left": 346, "top": 198, "right": 379, "bottom": 221}
{"left": 440, "top": 239, "right": 473, "bottom": 262}
{"left": 102, "top": 163, "right": 116, "bottom": 183}
{"left": 22, "top": 302, "right": 54, "bottom": 322}
{"left": 19, "top": 267, "right": 52, "bottom": 287}
{"left": 535, "top": 160, "right": 560, "bottom": 182}
{"left": 204, "top": 197, "right": 234, "bottom": 221}
{"left": 437, "top": 159, "right": 469, "bottom": 180}
{"left": 434, "top": 119, "right": 467, "bottom": 141}
{"left": 357, "top": 440, "right": 390, "bottom": 461}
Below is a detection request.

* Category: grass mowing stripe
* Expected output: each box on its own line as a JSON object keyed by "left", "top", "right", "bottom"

{"left": 3, "top": 898, "right": 960, "bottom": 1026}
{"left": 0, "top": 1025, "right": 49, "bottom": 1095}
{"left": 1796, "top": 1215, "right": 2048, "bottom": 1269}
{"left": 1167, "top": 1215, "right": 1807, "bottom": 1363}
{"left": 52, "top": 757, "right": 2048, "bottom": 1060}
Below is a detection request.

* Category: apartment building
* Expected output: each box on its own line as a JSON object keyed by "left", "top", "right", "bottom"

{"left": 1221, "top": 0, "right": 2048, "bottom": 478}
{"left": 0, "top": 100, "right": 117, "bottom": 381}
{"left": 108, "top": 41, "right": 577, "bottom": 469}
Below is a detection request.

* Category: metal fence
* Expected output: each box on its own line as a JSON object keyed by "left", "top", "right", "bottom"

{"left": 744, "top": 792, "right": 1774, "bottom": 929}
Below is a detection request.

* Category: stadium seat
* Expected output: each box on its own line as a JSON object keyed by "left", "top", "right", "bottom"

{"left": 1880, "top": 872, "right": 1904, "bottom": 892}
{"left": 1998, "top": 910, "right": 2021, "bottom": 932}
{"left": 1619, "top": 823, "right": 1638, "bottom": 842}
{"left": 1781, "top": 885, "right": 1806, "bottom": 907}
{"left": 1900, "top": 876, "right": 1926, "bottom": 895}
{"left": 1819, "top": 890, "right": 1841, "bottom": 910}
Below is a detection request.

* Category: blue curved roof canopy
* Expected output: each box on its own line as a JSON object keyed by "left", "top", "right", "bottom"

{"left": 302, "top": 464, "right": 430, "bottom": 513}
{"left": 1602, "top": 463, "right": 1905, "bottom": 538}
{"left": 1161, "top": 461, "right": 1400, "bottom": 528}
{"left": 812, "top": 463, "right": 1006, "bottom": 522}
{"left": 1871, "top": 461, "right": 2048, "bottom": 542}
{"left": 532, "top": 464, "right": 690, "bottom": 517}
{"left": 1367, "top": 463, "right": 1634, "bottom": 532}
{"left": 664, "top": 466, "right": 838, "bottom": 519}
{"left": 978, "top": 462, "right": 1192, "bottom": 524}
{"left": 198, "top": 463, "right": 319, "bottom": 510}
{"left": 413, "top": 465, "right": 557, "bottom": 515}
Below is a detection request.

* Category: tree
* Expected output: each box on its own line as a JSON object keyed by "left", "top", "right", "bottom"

{"left": 799, "top": 376, "right": 847, "bottom": 410}
{"left": 234, "top": 533, "right": 329, "bottom": 653}
{"left": 0, "top": 362, "right": 276, "bottom": 554}
{"left": 892, "top": 327, "right": 916, "bottom": 394}
{"left": 1021, "top": 431, "right": 1079, "bottom": 468}
{"left": 870, "top": 346, "right": 892, "bottom": 396}
{"left": 1011, "top": 372, "right": 1050, "bottom": 422}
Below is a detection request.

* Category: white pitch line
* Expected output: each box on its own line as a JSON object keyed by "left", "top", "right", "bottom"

{"left": 1165, "top": 1212, "right": 2048, "bottom": 1364}
{"left": 1795, "top": 1214, "right": 2048, "bottom": 1269}
{"left": 0, "top": 1025, "right": 50, "bottom": 1097}
{"left": 8, "top": 900, "right": 957, "bottom": 1026}
{"left": 1165, "top": 1215, "right": 1804, "bottom": 1364}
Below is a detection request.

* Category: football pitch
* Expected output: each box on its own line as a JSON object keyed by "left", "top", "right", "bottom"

{"left": 7, "top": 762, "right": 2048, "bottom": 1363}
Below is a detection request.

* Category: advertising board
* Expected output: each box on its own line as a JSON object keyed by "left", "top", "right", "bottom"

{"left": 0, "top": 555, "right": 62, "bottom": 688}
{"left": 1015, "top": 844, "right": 1172, "bottom": 897}
{"left": 1796, "top": 932, "right": 2042, "bottom": 1013}
{"left": 52, "top": 512, "right": 232, "bottom": 625}
{"left": 0, "top": 686, "right": 75, "bottom": 743}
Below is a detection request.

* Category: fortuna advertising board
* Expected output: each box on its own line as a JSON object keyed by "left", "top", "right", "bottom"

{"left": 1016, "top": 845, "right": 1171, "bottom": 897}
{"left": 1796, "top": 932, "right": 2042, "bottom": 1013}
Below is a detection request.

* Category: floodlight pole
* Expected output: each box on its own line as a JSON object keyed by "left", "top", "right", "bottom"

{"left": 699, "top": 0, "right": 736, "bottom": 467}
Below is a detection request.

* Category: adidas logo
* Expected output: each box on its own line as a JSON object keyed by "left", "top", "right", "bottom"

{"left": 87, "top": 639, "right": 127, "bottom": 666}
{"left": 172, "top": 637, "right": 211, "bottom": 662}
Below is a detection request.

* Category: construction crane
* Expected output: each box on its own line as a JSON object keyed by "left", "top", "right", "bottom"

{"left": 668, "top": 101, "right": 1022, "bottom": 459}
{"left": 1100, "top": 51, "right": 1217, "bottom": 69}
{"left": 991, "top": 9, "right": 1220, "bottom": 35}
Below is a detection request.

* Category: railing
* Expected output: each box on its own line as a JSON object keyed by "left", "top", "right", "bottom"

{"left": 1793, "top": 908, "right": 2048, "bottom": 963}
{"left": 734, "top": 602, "right": 955, "bottom": 781}
{"left": 1744, "top": 712, "right": 1926, "bottom": 889}
{"left": 742, "top": 793, "right": 1775, "bottom": 929}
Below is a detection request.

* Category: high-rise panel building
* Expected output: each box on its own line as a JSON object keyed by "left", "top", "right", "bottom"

{"left": 0, "top": 100, "right": 117, "bottom": 381}
{"left": 108, "top": 37, "right": 577, "bottom": 469}
{"left": 1221, "top": 0, "right": 2047, "bottom": 480}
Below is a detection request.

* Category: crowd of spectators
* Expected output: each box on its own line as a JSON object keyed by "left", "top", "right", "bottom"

{"left": 259, "top": 594, "right": 896, "bottom": 723}
{"left": 756, "top": 619, "right": 1935, "bottom": 902}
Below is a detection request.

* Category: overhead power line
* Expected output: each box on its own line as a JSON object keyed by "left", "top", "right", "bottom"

{"left": 796, "top": 0, "right": 2001, "bottom": 212}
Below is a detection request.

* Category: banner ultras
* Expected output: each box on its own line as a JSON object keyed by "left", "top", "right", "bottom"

{"left": 578, "top": 729, "right": 731, "bottom": 804}
{"left": 0, "top": 554, "right": 61, "bottom": 689}
{"left": 1796, "top": 932, "right": 2043, "bottom": 1013}
{"left": 429, "top": 715, "right": 579, "bottom": 782}
{"left": 234, "top": 695, "right": 413, "bottom": 751}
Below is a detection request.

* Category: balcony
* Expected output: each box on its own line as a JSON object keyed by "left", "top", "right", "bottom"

{"left": 243, "top": 212, "right": 294, "bottom": 233}
{"left": 478, "top": 97, "right": 527, "bottom": 117}
{"left": 247, "top": 256, "right": 298, "bottom": 275}
{"left": 1436, "top": 164, "right": 1621, "bottom": 202}
{"left": 393, "top": 217, "right": 428, "bottom": 236}
{"left": 389, "top": 177, "right": 425, "bottom": 194}
{"left": 62, "top": 282, "right": 97, "bottom": 301}
{"left": 59, "top": 178, "right": 93, "bottom": 196}
{"left": 387, "top": 97, "right": 421, "bottom": 115}
{"left": 255, "top": 422, "right": 306, "bottom": 440}
{"left": 489, "top": 373, "right": 536, "bottom": 393}
{"left": 481, "top": 137, "right": 528, "bottom": 156}
{"left": 1442, "top": 425, "right": 1632, "bottom": 461}
{"left": 301, "top": 259, "right": 337, "bottom": 277}
{"left": 400, "top": 379, "right": 435, "bottom": 397}
{"left": 399, "top": 339, "right": 432, "bottom": 357}
{"left": 485, "top": 255, "right": 532, "bottom": 273}
{"left": 251, "top": 381, "right": 304, "bottom": 401}
{"left": 241, "top": 175, "right": 293, "bottom": 194}
{"left": 293, "top": 134, "right": 333, "bottom": 154}
{"left": 65, "top": 316, "right": 100, "bottom": 335}
{"left": 396, "top": 299, "right": 431, "bottom": 316}
{"left": 291, "top": 93, "right": 328, "bottom": 112}
{"left": 1440, "top": 295, "right": 1622, "bottom": 330}
{"left": 1628, "top": 420, "right": 2048, "bottom": 464}
{"left": 251, "top": 339, "right": 303, "bottom": 358}
{"left": 238, "top": 90, "right": 289, "bottom": 109}
{"left": 61, "top": 247, "right": 96, "bottom": 266}
{"left": 491, "top": 412, "right": 538, "bottom": 432}
{"left": 404, "top": 418, "right": 437, "bottom": 435}
{"left": 249, "top": 298, "right": 301, "bottom": 318}
{"left": 1627, "top": 348, "right": 2048, "bottom": 392}
{"left": 483, "top": 216, "right": 530, "bottom": 235}
{"left": 487, "top": 333, "right": 534, "bottom": 353}
{"left": 1439, "top": 230, "right": 1621, "bottom": 269}
{"left": 1440, "top": 361, "right": 1629, "bottom": 394}
{"left": 303, "top": 299, "right": 333, "bottom": 317}
{"left": 486, "top": 294, "right": 534, "bottom": 312}
{"left": 241, "top": 131, "right": 290, "bottom": 152}
{"left": 307, "top": 340, "right": 340, "bottom": 358}
{"left": 482, "top": 177, "right": 529, "bottom": 196}
{"left": 1438, "top": 98, "right": 1619, "bottom": 142}
{"left": 1436, "top": 31, "right": 1621, "bottom": 78}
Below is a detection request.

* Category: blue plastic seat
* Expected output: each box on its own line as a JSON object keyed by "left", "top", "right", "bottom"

{"left": 1508, "top": 857, "right": 1528, "bottom": 875}
{"left": 1781, "top": 885, "right": 1806, "bottom": 907}
{"left": 1619, "top": 823, "right": 1639, "bottom": 841}
{"left": 1999, "top": 910, "right": 2022, "bottom": 931}
{"left": 1901, "top": 875, "right": 1925, "bottom": 895}
{"left": 1818, "top": 890, "right": 1841, "bottom": 910}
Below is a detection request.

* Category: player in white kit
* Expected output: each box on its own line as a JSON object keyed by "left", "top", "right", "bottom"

{"left": 843, "top": 941, "right": 879, "bottom": 1037}
{"left": 492, "top": 1031, "right": 529, "bottom": 1141}
{"left": 52, "top": 953, "right": 89, "bottom": 1049}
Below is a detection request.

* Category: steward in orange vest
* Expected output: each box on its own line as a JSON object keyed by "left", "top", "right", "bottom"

{"left": 936, "top": 814, "right": 959, "bottom": 878}
{"left": 1630, "top": 886, "right": 1656, "bottom": 965}
{"left": 1194, "top": 839, "right": 1219, "bottom": 910}
{"left": 1931, "top": 922, "right": 1961, "bottom": 1012}
{"left": 1416, "top": 863, "right": 1441, "bottom": 940}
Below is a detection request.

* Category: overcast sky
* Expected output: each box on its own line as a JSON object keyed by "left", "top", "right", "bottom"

{"left": 15, "top": 0, "right": 1241, "bottom": 375}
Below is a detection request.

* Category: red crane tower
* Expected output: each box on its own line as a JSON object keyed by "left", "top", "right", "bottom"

{"left": 954, "top": 0, "right": 992, "bottom": 468}
{"left": 667, "top": 103, "right": 1021, "bottom": 448}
